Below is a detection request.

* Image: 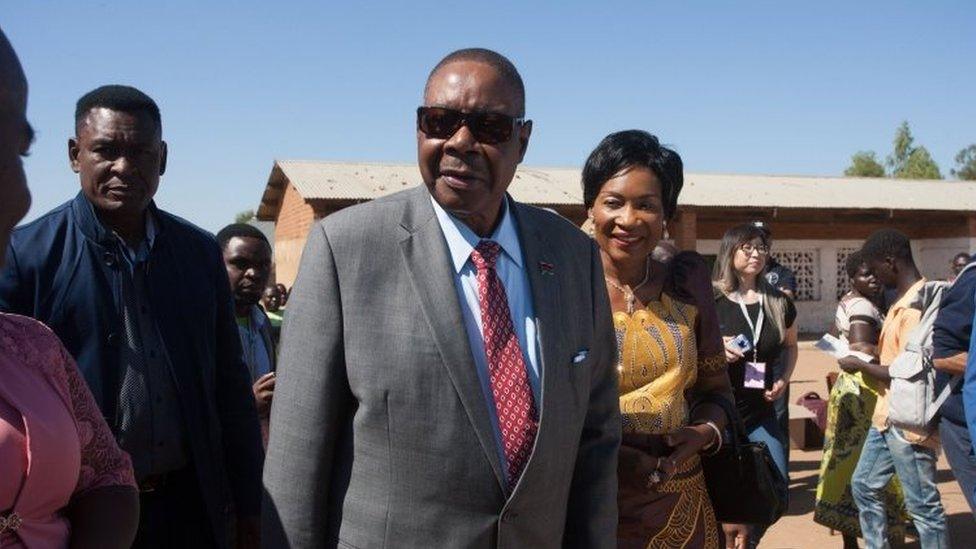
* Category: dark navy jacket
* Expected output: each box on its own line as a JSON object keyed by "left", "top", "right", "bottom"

{"left": 0, "top": 193, "right": 263, "bottom": 547}
{"left": 933, "top": 263, "right": 976, "bottom": 426}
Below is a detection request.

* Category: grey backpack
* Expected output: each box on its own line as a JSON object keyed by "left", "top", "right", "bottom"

{"left": 886, "top": 263, "right": 976, "bottom": 434}
{"left": 886, "top": 280, "right": 949, "bottom": 434}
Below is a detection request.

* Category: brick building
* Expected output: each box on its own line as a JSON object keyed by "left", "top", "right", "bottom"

{"left": 256, "top": 160, "right": 976, "bottom": 332}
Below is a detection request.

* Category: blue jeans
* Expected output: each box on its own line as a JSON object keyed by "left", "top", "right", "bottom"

{"left": 771, "top": 358, "right": 791, "bottom": 464}
{"left": 745, "top": 415, "right": 789, "bottom": 547}
{"left": 940, "top": 418, "right": 976, "bottom": 516}
{"left": 852, "top": 427, "right": 949, "bottom": 549}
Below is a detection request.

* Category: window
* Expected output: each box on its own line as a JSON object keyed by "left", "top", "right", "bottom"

{"left": 770, "top": 249, "right": 820, "bottom": 301}
{"left": 835, "top": 247, "right": 860, "bottom": 300}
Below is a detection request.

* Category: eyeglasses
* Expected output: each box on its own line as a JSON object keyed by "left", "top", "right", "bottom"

{"left": 417, "top": 106, "right": 525, "bottom": 145}
{"left": 739, "top": 243, "right": 770, "bottom": 256}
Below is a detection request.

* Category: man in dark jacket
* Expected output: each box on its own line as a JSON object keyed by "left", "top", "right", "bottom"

{"left": 216, "top": 223, "right": 277, "bottom": 428}
{"left": 933, "top": 258, "right": 976, "bottom": 515}
{"left": 0, "top": 85, "right": 263, "bottom": 548}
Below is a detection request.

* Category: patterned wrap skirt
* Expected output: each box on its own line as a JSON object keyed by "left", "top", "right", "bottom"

{"left": 618, "top": 433, "right": 720, "bottom": 549}
{"left": 813, "top": 371, "right": 908, "bottom": 538}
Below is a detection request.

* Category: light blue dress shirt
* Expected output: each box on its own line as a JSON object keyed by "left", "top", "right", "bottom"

{"left": 430, "top": 197, "right": 541, "bottom": 470}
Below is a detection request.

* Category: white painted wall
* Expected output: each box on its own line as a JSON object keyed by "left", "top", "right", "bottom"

{"left": 915, "top": 237, "right": 975, "bottom": 281}
{"left": 694, "top": 237, "right": 975, "bottom": 335}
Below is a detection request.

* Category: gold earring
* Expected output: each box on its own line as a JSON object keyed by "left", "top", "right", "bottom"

{"left": 586, "top": 218, "right": 595, "bottom": 237}
{"left": 663, "top": 221, "right": 670, "bottom": 241}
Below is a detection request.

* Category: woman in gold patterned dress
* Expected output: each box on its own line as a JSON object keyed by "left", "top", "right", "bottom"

{"left": 581, "top": 130, "right": 745, "bottom": 548}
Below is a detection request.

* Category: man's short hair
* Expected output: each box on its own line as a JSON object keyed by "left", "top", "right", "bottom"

{"left": 861, "top": 228, "right": 913, "bottom": 263}
{"left": 75, "top": 85, "right": 161, "bottom": 133}
{"left": 216, "top": 223, "right": 270, "bottom": 251}
{"left": 845, "top": 250, "right": 866, "bottom": 279}
{"left": 425, "top": 48, "right": 525, "bottom": 116}
{"left": 953, "top": 252, "right": 971, "bottom": 263}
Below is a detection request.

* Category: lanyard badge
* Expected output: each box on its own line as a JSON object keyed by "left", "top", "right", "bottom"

{"left": 737, "top": 294, "right": 767, "bottom": 390}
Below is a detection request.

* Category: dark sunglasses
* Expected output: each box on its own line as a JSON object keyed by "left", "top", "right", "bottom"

{"left": 417, "top": 106, "right": 525, "bottom": 145}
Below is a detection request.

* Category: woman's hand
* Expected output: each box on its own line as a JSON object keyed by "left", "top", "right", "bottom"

{"left": 721, "top": 523, "right": 750, "bottom": 549}
{"left": 764, "top": 378, "right": 787, "bottom": 402}
{"left": 660, "top": 424, "right": 715, "bottom": 481}
{"left": 722, "top": 336, "right": 744, "bottom": 363}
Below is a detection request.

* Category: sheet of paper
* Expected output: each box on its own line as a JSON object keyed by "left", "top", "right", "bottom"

{"left": 815, "top": 334, "right": 874, "bottom": 362}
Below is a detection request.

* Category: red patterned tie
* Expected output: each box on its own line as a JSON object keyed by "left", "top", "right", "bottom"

{"left": 470, "top": 240, "right": 539, "bottom": 492}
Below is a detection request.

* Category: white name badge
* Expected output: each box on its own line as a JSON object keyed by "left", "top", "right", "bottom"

{"left": 743, "top": 361, "right": 766, "bottom": 389}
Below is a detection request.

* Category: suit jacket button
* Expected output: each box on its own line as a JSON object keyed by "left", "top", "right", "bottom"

{"left": 107, "top": 332, "right": 120, "bottom": 346}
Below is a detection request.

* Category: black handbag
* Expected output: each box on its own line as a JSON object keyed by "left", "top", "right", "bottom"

{"left": 693, "top": 394, "right": 787, "bottom": 524}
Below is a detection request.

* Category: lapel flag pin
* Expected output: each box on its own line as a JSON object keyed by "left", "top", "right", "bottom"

{"left": 539, "top": 261, "right": 555, "bottom": 275}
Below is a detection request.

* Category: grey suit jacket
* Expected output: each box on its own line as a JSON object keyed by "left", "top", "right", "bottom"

{"left": 262, "top": 186, "right": 620, "bottom": 548}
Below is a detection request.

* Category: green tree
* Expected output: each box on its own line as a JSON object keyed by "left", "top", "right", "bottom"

{"left": 844, "top": 151, "right": 886, "bottom": 177}
{"left": 886, "top": 121, "right": 913, "bottom": 175}
{"left": 886, "top": 121, "right": 942, "bottom": 179}
{"left": 234, "top": 209, "right": 255, "bottom": 223}
{"left": 899, "top": 146, "right": 942, "bottom": 179}
{"left": 951, "top": 145, "right": 976, "bottom": 180}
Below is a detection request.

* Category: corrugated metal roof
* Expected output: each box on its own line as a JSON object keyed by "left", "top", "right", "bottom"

{"left": 681, "top": 172, "right": 976, "bottom": 210}
{"left": 258, "top": 160, "right": 976, "bottom": 219}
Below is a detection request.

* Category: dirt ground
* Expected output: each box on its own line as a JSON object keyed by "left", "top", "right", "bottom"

{"left": 761, "top": 344, "right": 975, "bottom": 548}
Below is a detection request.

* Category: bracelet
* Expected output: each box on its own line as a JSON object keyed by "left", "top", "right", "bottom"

{"left": 693, "top": 420, "right": 723, "bottom": 456}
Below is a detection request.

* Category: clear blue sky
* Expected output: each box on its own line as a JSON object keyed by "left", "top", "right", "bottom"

{"left": 5, "top": 1, "right": 974, "bottom": 233}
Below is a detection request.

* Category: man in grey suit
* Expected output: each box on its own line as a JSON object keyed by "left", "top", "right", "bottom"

{"left": 262, "top": 48, "right": 620, "bottom": 548}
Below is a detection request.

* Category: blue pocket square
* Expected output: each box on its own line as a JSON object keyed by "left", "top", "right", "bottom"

{"left": 572, "top": 349, "right": 589, "bottom": 364}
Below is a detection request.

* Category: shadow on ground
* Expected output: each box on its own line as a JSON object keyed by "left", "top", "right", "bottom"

{"left": 785, "top": 460, "right": 820, "bottom": 517}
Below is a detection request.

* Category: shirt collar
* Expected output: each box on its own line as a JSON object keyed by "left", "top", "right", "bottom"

{"left": 250, "top": 305, "right": 267, "bottom": 327}
{"left": 237, "top": 306, "right": 266, "bottom": 329}
{"left": 889, "top": 278, "right": 927, "bottom": 314}
{"left": 87, "top": 196, "right": 156, "bottom": 248}
{"left": 117, "top": 211, "right": 157, "bottom": 262}
{"left": 430, "top": 195, "right": 523, "bottom": 273}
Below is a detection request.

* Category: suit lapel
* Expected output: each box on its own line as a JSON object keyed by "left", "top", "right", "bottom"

{"left": 511, "top": 202, "right": 564, "bottom": 472}
{"left": 397, "top": 190, "right": 507, "bottom": 491}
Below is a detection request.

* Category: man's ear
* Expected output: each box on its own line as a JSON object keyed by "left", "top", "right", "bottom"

{"left": 159, "top": 141, "right": 168, "bottom": 176}
{"left": 516, "top": 120, "right": 532, "bottom": 163}
{"left": 885, "top": 255, "right": 898, "bottom": 275}
{"left": 68, "top": 137, "right": 81, "bottom": 174}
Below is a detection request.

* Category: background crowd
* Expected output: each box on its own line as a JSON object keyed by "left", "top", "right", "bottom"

{"left": 2, "top": 26, "right": 975, "bottom": 549}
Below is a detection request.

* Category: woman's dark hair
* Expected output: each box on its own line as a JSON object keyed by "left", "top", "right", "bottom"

{"left": 845, "top": 250, "right": 867, "bottom": 279}
{"left": 712, "top": 223, "right": 770, "bottom": 293}
{"left": 712, "top": 223, "right": 788, "bottom": 342}
{"left": 581, "top": 130, "right": 683, "bottom": 219}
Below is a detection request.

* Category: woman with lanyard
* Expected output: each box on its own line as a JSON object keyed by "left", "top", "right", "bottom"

{"left": 712, "top": 223, "right": 798, "bottom": 546}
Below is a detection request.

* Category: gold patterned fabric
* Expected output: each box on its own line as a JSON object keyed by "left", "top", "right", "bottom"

{"left": 618, "top": 294, "right": 703, "bottom": 435}
{"left": 616, "top": 287, "right": 726, "bottom": 549}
